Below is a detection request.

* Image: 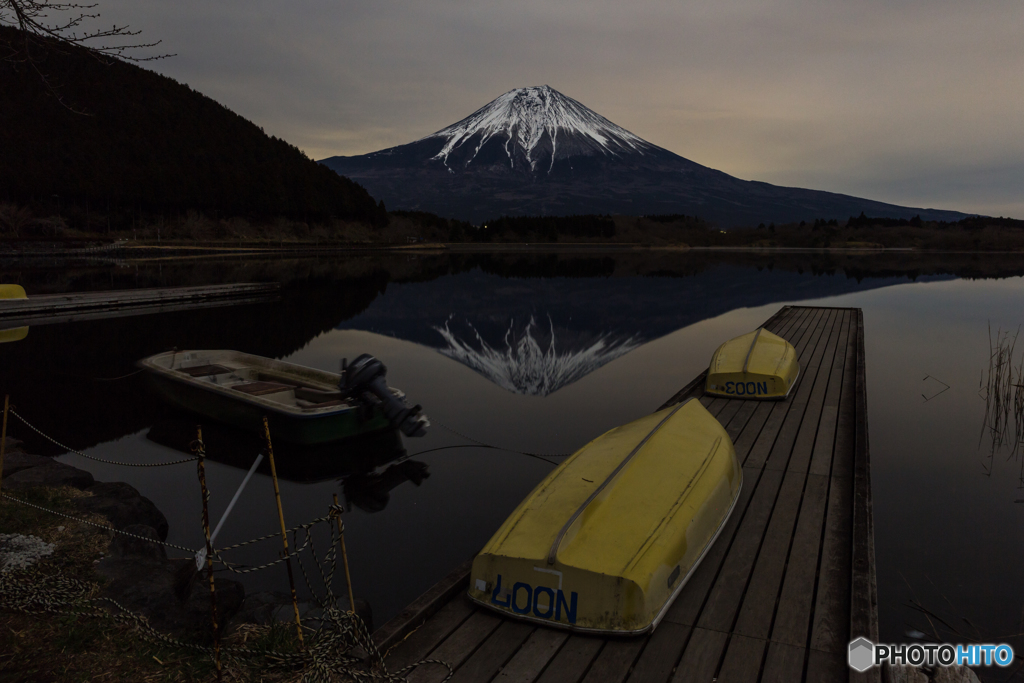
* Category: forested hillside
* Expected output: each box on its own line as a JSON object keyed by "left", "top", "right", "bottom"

{"left": 0, "top": 26, "right": 386, "bottom": 230}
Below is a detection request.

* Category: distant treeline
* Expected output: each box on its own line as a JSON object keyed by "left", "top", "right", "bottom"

{"left": 0, "top": 26, "right": 386, "bottom": 234}
{"left": 844, "top": 212, "right": 1023, "bottom": 230}
{"left": 643, "top": 213, "right": 701, "bottom": 224}
{"left": 471, "top": 215, "right": 616, "bottom": 242}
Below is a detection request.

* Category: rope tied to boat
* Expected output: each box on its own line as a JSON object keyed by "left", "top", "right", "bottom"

{"left": 10, "top": 408, "right": 199, "bottom": 467}
{"left": 431, "top": 418, "right": 571, "bottom": 462}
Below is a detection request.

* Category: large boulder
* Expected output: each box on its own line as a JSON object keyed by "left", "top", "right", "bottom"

{"left": 75, "top": 481, "right": 169, "bottom": 540}
{"left": 0, "top": 451, "right": 50, "bottom": 476}
{"left": 2, "top": 435, "right": 23, "bottom": 453}
{"left": 108, "top": 523, "right": 168, "bottom": 562}
{"left": 95, "top": 554, "right": 198, "bottom": 632}
{"left": 1, "top": 461, "right": 94, "bottom": 490}
{"left": 182, "top": 576, "right": 245, "bottom": 639}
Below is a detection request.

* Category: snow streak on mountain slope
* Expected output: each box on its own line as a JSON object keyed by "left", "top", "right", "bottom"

{"left": 422, "top": 85, "right": 655, "bottom": 172}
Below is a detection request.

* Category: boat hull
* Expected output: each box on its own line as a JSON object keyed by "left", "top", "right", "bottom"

{"left": 705, "top": 328, "right": 799, "bottom": 400}
{"left": 140, "top": 350, "right": 392, "bottom": 445}
{"left": 468, "top": 399, "right": 742, "bottom": 634}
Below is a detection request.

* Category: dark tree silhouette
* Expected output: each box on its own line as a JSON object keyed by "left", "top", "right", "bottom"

{"left": 1, "top": 0, "right": 167, "bottom": 109}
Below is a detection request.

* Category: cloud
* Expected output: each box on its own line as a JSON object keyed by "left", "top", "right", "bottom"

{"left": 86, "top": 0, "right": 1024, "bottom": 217}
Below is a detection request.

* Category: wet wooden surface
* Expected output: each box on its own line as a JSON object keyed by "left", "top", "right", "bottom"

{"left": 0, "top": 283, "right": 279, "bottom": 327}
{"left": 374, "top": 306, "right": 877, "bottom": 683}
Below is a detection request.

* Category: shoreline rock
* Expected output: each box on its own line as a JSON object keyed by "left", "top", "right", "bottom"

{"left": 1, "top": 447, "right": 367, "bottom": 639}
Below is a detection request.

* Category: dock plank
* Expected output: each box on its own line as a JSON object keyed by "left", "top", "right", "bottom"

{"left": 736, "top": 307, "right": 831, "bottom": 467}
{"left": 760, "top": 308, "right": 842, "bottom": 472}
{"left": 810, "top": 474, "right": 853, "bottom": 655}
{"left": 770, "top": 473, "right": 831, "bottom": 647}
{"left": 806, "top": 647, "right": 847, "bottom": 683}
{"left": 404, "top": 610, "right": 503, "bottom": 683}
{"left": 578, "top": 639, "right": 645, "bottom": 683}
{"left": 493, "top": 628, "right": 570, "bottom": 683}
{"left": 535, "top": 636, "right": 605, "bottom": 683}
{"left": 716, "top": 635, "right": 768, "bottom": 683}
{"left": 783, "top": 309, "right": 850, "bottom": 473}
{"left": 662, "top": 465, "right": 763, "bottom": 628}
{"left": 383, "top": 594, "right": 477, "bottom": 672}
{"left": 696, "top": 467, "right": 785, "bottom": 633}
{"left": 374, "top": 307, "right": 874, "bottom": 683}
{"left": 732, "top": 467, "right": 809, "bottom": 639}
{"left": 808, "top": 312, "right": 855, "bottom": 477}
{"left": 669, "top": 627, "right": 728, "bottom": 683}
{"left": 624, "top": 622, "right": 691, "bottom": 683}
{"left": 760, "top": 641, "right": 806, "bottom": 683}
{"left": 446, "top": 620, "right": 535, "bottom": 683}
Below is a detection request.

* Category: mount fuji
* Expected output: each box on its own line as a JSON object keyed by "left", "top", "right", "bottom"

{"left": 320, "top": 85, "right": 966, "bottom": 226}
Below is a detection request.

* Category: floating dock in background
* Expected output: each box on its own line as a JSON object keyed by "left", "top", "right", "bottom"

{"left": 372, "top": 306, "right": 878, "bottom": 683}
{"left": 0, "top": 283, "right": 279, "bottom": 328}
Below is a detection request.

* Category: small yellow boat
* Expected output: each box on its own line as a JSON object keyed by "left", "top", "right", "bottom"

{"left": 705, "top": 327, "right": 799, "bottom": 400}
{"left": 468, "top": 398, "right": 741, "bottom": 634}
{"left": 0, "top": 284, "right": 27, "bottom": 299}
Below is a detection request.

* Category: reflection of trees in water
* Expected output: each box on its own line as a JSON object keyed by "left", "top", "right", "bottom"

{"left": 978, "top": 325, "right": 1024, "bottom": 482}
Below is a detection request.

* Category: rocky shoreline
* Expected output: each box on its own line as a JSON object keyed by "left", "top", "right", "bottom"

{"left": 1, "top": 436, "right": 370, "bottom": 642}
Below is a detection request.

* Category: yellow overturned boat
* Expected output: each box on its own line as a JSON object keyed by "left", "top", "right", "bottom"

{"left": 705, "top": 327, "right": 799, "bottom": 400}
{"left": 468, "top": 398, "right": 742, "bottom": 634}
{"left": 0, "top": 285, "right": 29, "bottom": 344}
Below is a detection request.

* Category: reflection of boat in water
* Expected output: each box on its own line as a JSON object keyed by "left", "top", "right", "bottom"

{"left": 146, "top": 415, "right": 430, "bottom": 513}
{"left": 343, "top": 461, "right": 431, "bottom": 513}
{"left": 0, "top": 285, "right": 29, "bottom": 344}
{"left": 0, "top": 326, "right": 28, "bottom": 343}
{"left": 138, "top": 350, "right": 428, "bottom": 444}
{"left": 468, "top": 398, "right": 741, "bottom": 634}
{"left": 705, "top": 327, "right": 799, "bottom": 400}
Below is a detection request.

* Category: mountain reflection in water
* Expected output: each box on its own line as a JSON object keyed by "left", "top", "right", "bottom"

{"left": 434, "top": 315, "right": 640, "bottom": 396}
{"left": 337, "top": 258, "right": 956, "bottom": 396}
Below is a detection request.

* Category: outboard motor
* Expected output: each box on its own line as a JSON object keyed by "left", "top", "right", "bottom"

{"left": 341, "top": 354, "right": 429, "bottom": 437}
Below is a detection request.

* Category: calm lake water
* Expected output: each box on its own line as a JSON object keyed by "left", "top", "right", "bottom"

{"left": 3, "top": 250, "right": 1024, "bottom": 666}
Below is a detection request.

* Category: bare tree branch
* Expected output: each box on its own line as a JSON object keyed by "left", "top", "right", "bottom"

{"left": 1, "top": 0, "right": 172, "bottom": 111}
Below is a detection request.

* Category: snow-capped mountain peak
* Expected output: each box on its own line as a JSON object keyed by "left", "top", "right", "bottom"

{"left": 422, "top": 85, "right": 654, "bottom": 172}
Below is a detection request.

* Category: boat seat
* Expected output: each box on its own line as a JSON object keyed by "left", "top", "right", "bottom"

{"left": 297, "top": 399, "right": 345, "bottom": 409}
{"left": 294, "top": 386, "right": 343, "bottom": 403}
{"left": 180, "top": 364, "right": 231, "bottom": 377}
{"left": 232, "top": 381, "right": 294, "bottom": 396}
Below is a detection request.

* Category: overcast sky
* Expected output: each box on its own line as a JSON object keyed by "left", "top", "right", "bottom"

{"left": 90, "top": 0, "right": 1024, "bottom": 217}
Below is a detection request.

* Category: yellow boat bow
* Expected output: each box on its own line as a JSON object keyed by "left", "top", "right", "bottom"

{"left": 468, "top": 398, "right": 742, "bottom": 634}
{"left": 705, "top": 327, "right": 799, "bottom": 400}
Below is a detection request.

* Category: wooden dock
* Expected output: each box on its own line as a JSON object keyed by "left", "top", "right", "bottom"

{"left": 371, "top": 306, "right": 878, "bottom": 683}
{"left": 0, "top": 283, "right": 279, "bottom": 328}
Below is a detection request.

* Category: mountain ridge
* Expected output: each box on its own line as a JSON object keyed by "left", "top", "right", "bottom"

{"left": 321, "top": 85, "right": 968, "bottom": 226}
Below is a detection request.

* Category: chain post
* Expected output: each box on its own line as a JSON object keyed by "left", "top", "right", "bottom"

{"left": 332, "top": 493, "right": 357, "bottom": 613}
{"left": 263, "top": 416, "right": 305, "bottom": 647}
{"left": 0, "top": 395, "right": 8, "bottom": 491}
{"left": 194, "top": 426, "right": 222, "bottom": 681}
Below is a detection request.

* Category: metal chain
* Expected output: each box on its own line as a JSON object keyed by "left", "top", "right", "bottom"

{"left": 10, "top": 408, "right": 199, "bottom": 467}
{"left": 0, "top": 492, "right": 321, "bottom": 564}
{"left": 0, "top": 491, "right": 197, "bottom": 553}
{"left": 210, "top": 524, "right": 319, "bottom": 575}
{"left": 0, "top": 509, "right": 454, "bottom": 682}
